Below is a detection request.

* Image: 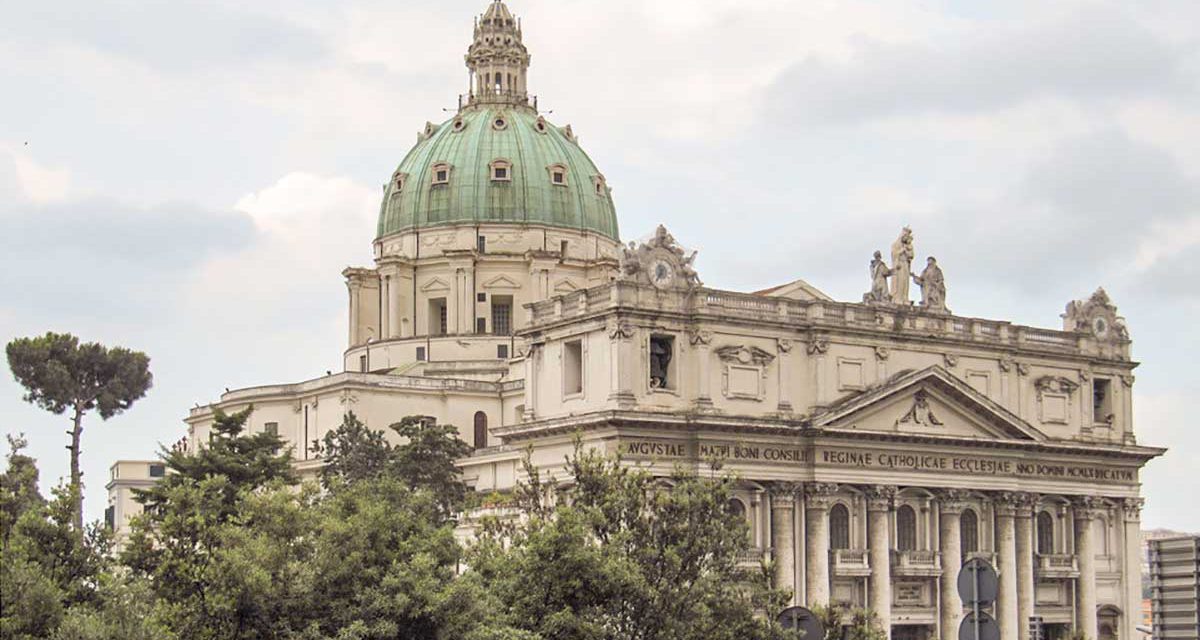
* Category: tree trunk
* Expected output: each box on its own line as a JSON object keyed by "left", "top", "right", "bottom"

{"left": 69, "top": 405, "right": 84, "bottom": 531}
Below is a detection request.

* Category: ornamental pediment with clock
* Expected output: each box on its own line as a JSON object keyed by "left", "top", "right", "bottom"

{"left": 617, "top": 224, "right": 703, "bottom": 291}
{"left": 1062, "top": 288, "right": 1129, "bottom": 343}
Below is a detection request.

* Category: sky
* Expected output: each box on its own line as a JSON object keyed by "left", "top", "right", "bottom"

{"left": 1, "top": 0, "right": 1198, "bottom": 531}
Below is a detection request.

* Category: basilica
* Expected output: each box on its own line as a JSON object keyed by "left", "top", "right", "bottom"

{"left": 107, "top": 3, "right": 1163, "bottom": 640}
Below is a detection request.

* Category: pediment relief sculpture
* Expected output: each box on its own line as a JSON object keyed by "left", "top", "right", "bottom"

{"left": 896, "top": 389, "right": 944, "bottom": 427}
{"left": 715, "top": 345, "right": 775, "bottom": 366}
{"left": 618, "top": 224, "right": 702, "bottom": 291}
{"left": 1062, "top": 288, "right": 1130, "bottom": 343}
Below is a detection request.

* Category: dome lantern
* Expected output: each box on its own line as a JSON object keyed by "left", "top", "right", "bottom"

{"left": 465, "top": 1, "right": 532, "bottom": 110}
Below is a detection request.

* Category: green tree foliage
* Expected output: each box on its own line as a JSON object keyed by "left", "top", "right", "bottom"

{"left": 1, "top": 434, "right": 45, "bottom": 544}
{"left": 811, "top": 604, "right": 888, "bottom": 640}
{"left": 134, "top": 406, "right": 296, "bottom": 519}
{"left": 317, "top": 413, "right": 471, "bottom": 518}
{"left": 6, "top": 332, "right": 152, "bottom": 529}
{"left": 466, "top": 442, "right": 800, "bottom": 640}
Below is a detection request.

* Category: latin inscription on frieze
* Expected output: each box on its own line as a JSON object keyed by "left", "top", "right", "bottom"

{"left": 818, "top": 448, "right": 1137, "bottom": 484}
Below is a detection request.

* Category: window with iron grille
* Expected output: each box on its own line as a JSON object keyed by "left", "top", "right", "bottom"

{"left": 492, "top": 300, "right": 512, "bottom": 336}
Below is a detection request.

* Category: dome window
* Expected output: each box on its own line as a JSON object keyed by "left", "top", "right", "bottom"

{"left": 452, "top": 117, "right": 467, "bottom": 133}
{"left": 490, "top": 159, "right": 512, "bottom": 182}
{"left": 431, "top": 162, "right": 452, "bottom": 186}
{"left": 592, "top": 174, "right": 607, "bottom": 196}
{"left": 492, "top": 116, "right": 508, "bottom": 131}
{"left": 392, "top": 171, "right": 408, "bottom": 193}
{"left": 547, "top": 163, "right": 568, "bottom": 186}
{"left": 534, "top": 116, "right": 548, "bottom": 134}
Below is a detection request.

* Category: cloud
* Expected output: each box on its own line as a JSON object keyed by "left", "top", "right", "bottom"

{"left": 763, "top": 4, "right": 1195, "bottom": 126}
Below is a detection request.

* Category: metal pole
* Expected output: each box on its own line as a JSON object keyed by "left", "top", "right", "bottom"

{"left": 973, "top": 563, "right": 981, "bottom": 640}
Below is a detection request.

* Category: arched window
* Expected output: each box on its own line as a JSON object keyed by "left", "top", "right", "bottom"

{"left": 431, "top": 162, "right": 452, "bottom": 186}
{"left": 489, "top": 159, "right": 512, "bottom": 182}
{"left": 897, "top": 505, "right": 917, "bottom": 551}
{"left": 727, "top": 498, "right": 746, "bottom": 521}
{"left": 1037, "top": 511, "right": 1054, "bottom": 554}
{"left": 830, "top": 503, "right": 851, "bottom": 550}
{"left": 547, "top": 163, "right": 568, "bottom": 186}
{"left": 473, "top": 411, "right": 487, "bottom": 450}
{"left": 961, "top": 509, "right": 979, "bottom": 553}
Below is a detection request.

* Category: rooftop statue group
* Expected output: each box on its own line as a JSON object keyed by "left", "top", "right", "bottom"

{"left": 864, "top": 227, "right": 948, "bottom": 313}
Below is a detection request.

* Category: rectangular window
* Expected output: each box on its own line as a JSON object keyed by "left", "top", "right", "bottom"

{"left": 649, "top": 334, "right": 675, "bottom": 390}
{"left": 104, "top": 505, "right": 115, "bottom": 531}
{"left": 477, "top": 292, "right": 487, "bottom": 303}
{"left": 359, "top": 354, "right": 368, "bottom": 372}
{"left": 477, "top": 317, "right": 487, "bottom": 334}
{"left": 560, "top": 240, "right": 569, "bottom": 257}
{"left": 497, "top": 344, "right": 509, "bottom": 359}
{"left": 435, "top": 169, "right": 448, "bottom": 183}
{"left": 149, "top": 463, "right": 165, "bottom": 478}
{"left": 416, "top": 346, "right": 426, "bottom": 361}
{"left": 1093, "top": 379, "right": 1113, "bottom": 424}
{"left": 264, "top": 422, "right": 278, "bottom": 437}
{"left": 492, "top": 296, "right": 513, "bottom": 336}
{"left": 494, "top": 167, "right": 507, "bottom": 180}
{"left": 429, "top": 297, "right": 447, "bottom": 335}
{"left": 563, "top": 339, "right": 583, "bottom": 397}
{"left": 477, "top": 236, "right": 487, "bottom": 253}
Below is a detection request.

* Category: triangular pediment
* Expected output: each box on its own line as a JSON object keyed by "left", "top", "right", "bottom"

{"left": 553, "top": 278, "right": 579, "bottom": 293}
{"left": 482, "top": 275, "right": 521, "bottom": 290}
{"left": 420, "top": 277, "right": 450, "bottom": 293}
{"left": 813, "top": 366, "right": 1047, "bottom": 442}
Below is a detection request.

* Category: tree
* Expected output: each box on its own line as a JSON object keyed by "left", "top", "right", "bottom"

{"left": 467, "top": 442, "right": 800, "bottom": 640}
{"left": 317, "top": 413, "right": 471, "bottom": 518}
{"left": 6, "top": 332, "right": 152, "bottom": 529}
{"left": 134, "top": 406, "right": 296, "bottom": 520}
{"left": 1, "top": 433, "right": 45, "bottom": 545}
{"left": 811, "top": 604, "right": 888, "bottom": 640}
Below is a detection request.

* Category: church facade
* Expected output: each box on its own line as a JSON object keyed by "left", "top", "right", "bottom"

{"left": 107, "top": 4, "right": 1163, "bottom": 640}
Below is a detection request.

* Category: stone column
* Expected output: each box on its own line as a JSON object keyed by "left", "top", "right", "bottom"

{"left": 689, "top": 328, "right": 713, "bottom": 409}
{"left": 995, "top": 494, "right": 1019, "bottom": 640}
{"left": 867, "top": 485, "right": 897, "bottom": 640}
{"left": 777, "top": 339, "right": 794, "bottom": 412}
{"left": 1073, "top": 498, "right": 1100, "bottom": 640}
{"left": 771, "top": 484, "right": 800, "bottom": 602}
{"left": 939, "top": 490, "right": 969, "bottom": 640}
{"left": 805, "top": 483, "right": 839, "bottom": 607}
{"left": 1121, "top": 498, "right": 1144, "bottom": 640}
{"left": 1014, "top": 493, "right": 1037, "bottom": 640}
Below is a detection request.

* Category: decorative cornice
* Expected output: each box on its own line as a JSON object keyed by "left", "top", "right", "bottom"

{"left": 715, "top": 345, "right": 775, "bottom": 366}
{"left": 1034, "top": 375, "right": 1078, "bottom": 395}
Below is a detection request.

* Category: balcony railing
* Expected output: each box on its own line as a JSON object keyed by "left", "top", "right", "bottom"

{"left": 832, "top": 548, "right": 871, "bottom": 576}
{"left": 892, "top": 549, "right": 942, "bottom": 576}
{"left": 1036, "top": 553, "right": 1080, "bottom": 578}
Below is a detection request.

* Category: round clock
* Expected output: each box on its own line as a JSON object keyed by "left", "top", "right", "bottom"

{"left": 649, "top": 259, "right": 675, "bottom": 289}
{"left": 1092, "top": 316, "right": 1109, "bottom": 337}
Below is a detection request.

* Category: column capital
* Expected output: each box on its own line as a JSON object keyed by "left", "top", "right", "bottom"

{"left": 805, "top": 482, "right": 840, "bottom": 509}
{"left": 865, "top": 484, "right": 897, "bottom": 511}
{"left": 938, "top": 488, "right": 974, "bottom": 514}
{"left": 770, "top": 482, "right": 802, "bottom": 507}
{"left": 1121, "top": 497, "right": 1144, "bottom": 522}
{"left": 1072, "top": 495, "right": 1106, "bottom": 520}
{"left": 992, "top": 491, "right": 1023, "bottom": 517}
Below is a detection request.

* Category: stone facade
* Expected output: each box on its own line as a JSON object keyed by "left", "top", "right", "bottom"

{"left": 107, "top": 3, "right": 1163, "bottom": 640}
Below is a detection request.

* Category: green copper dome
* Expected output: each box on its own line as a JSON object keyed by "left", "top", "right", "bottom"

{"left": 376, "top": 107, "right": 619, "bottom": 241}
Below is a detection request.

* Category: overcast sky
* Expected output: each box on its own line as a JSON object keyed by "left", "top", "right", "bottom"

{"left": 2, "top": 0, "right": 1198, "bottom": 531}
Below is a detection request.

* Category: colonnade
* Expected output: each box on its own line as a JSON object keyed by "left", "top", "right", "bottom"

{"left": 765, "top": 484, "right": 1142, "bottom": 640}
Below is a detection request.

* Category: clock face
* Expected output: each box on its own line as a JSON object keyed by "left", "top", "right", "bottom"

{"left": 1092, "top": 317, "right": 1108, "bottom": 337}
{"left": 649, "top": 259, "right": 675, "bottom": 288}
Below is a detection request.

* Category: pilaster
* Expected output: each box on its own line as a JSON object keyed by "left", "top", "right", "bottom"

{"left": 866, "top": 485, "right": 897, "bottom": 640}
{"left": 777, "top": 338, "right": 794, "bottom": 412}
{"left": 689, "top": 327, "right": 713, "bottom": 409}
{"left": 607, "top": 319, "right": 636, "bottom": 408}
{"left": 804, "top": 483, "right": 839, "bottom": 607}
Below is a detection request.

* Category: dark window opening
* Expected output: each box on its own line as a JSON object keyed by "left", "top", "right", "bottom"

{"left": 830, "top": 503, "right": 851, "bottom": 550}
{"left": 416, "top": 346, "right": 426, "bottom": 361}
{"left": 149, "top": 463, "right": 165, "bottom": 478}
{"left": 476, "top": 317, "right": 487, "bottom": 334}
{"left": 491, "top": 296, "right": 513, "bottom": 336}
{"left": 104, "top": 505, "right": 115, "bottom": 531}
{"left": 1093, "top": 379, "right": 1113, "bottom": 424}
{"left": 477, "top": 236, "right": 487, "bottom": 253}
{"left": 961, "top": 508, "right": 979, "bottom": 553}
{"left": 493, "top": 166, "right": 507, "bottom": 180}
{"left": 435, "top": 169, "right": 448, "bottom": 183}
{"left": 552, "top": 171, "right": 564, "bottom": 184}
{"left": 263, "top": 422, "right": 278, "bottom": 437}
{"left": 1036, "top": 511, "right": 1054, "bottom": 554}
{"left": 477, "top": 292, "right": 487, "bottom": 302}
{"left": 429, "top": 298, "right": 447, "bottom": 335}
{"left": 359, "top": 354, "right": 368, "bottom": 372}
{"left": 896, "top": 505, "right": 917, "bottom": 551}
{"left": 649, "top": 334, "right": 674, "bottom": 389}
{"left": 497, "top": 344, "right": 509, "bottom": 359}
{"left": 727, "top": 498, "right": 746, "bottom": 520}
{"left": 560, "top": 240, "right": 569, "bottom": 257}
{"left": 473, "top": 411, "right": 488, "bottom": 449}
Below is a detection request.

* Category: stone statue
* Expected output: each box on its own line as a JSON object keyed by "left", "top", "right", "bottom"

{"left": 864, "top": 250, "right": 892, "bottom": 304}
{"left": 620, "top": 241, "right": 641, "bottom": 278}
{"left": 912, "top": 256, "right": 947, "bottom": 313}
{"left": 680, "top": 250, "right": 703, "bottom": 289}
{"left": 649, "top": 339, "right": 672, "bottom": 388}
{"left": 890, "top": 227, "right": 914, "bottom": 305}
